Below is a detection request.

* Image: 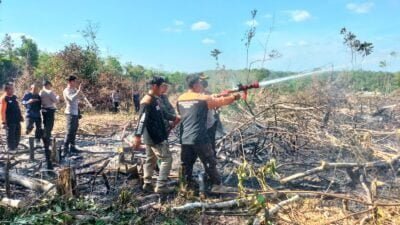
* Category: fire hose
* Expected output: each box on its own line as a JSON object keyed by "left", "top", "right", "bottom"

{"left": 217, "top": 81, "right": 260, "bottom": 116}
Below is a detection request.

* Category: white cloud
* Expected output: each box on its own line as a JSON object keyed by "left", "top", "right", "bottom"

{"left": 287, "top": 10, "right": 312, "bottom": 22}
{"left": 245, "top": 19, "right": 258, "bottom": 27}
{"left": 346, "top": 2, "right": 374, "bottom": 14}
{"left": 202, "top": 38, "right": 215, "bottom": 44}
{"left": 162, "top": 27, "right": 182, "bottom": 33}
{"left": 174, "top": 20, "right": 184, "bottom": 26}
{"left": 191, "top": 21, "right": 211, "bottom": 31}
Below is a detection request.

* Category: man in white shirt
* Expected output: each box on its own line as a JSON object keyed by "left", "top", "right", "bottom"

{"left": 63, "top": 75, "right": 82, "bottom": 157}
{"left": 111, "top": 90, "right": 121, "bottom": 113}
{"left": 40, "top": 80, "right": 59, "bottom": 169}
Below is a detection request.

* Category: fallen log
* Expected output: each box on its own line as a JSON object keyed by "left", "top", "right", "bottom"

{"left": 76, "top": 155, "right": 116, "bottom": 169}
{"left": 171, "top": 198, "right": 248, "bottom": 212}
{"left": 136, "top": 202, "right": 158, "bottom": 212}
{"left": 280, "top": 155, "right": 400, "bottom": 184}
{"left": 253, "top": 195, "right": 301, "bottom": 225}
{"left": 0, "top": 168, "right": 55, "bottom": 194}
{"left": 0, "top": 197, "right": 26, "bottom": 208}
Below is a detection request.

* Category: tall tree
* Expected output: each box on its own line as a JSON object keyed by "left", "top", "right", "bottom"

{"left": 210, "top": 49, "right": 222, "bottom": 69}
{"left": 17, "top": 35, "right": 39, "bottom": 69}
{"left": 1, "top": 34, "right": 15, "bottom": 60}
{"left": 340, "top": 27, "right": 374, "bottom": 67}
{"left": 103, "top": 56, "right": 123, "bottom": 75}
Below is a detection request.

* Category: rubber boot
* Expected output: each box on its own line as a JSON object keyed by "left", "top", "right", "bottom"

{"left": 142, "top": 183, "right": 154, "bottom": 193}
{"left": 155, "top": 185, "right": 175, "bottom": 194}
{"left": 44, "top": 146, "right": 53, "bottom": 170}
{"left": 70, "top": 145, "right": 80, "bottom": 154}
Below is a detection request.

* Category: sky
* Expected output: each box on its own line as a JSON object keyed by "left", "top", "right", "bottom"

{"left": 0, "top": 0, "right": 400, "bottom": 72}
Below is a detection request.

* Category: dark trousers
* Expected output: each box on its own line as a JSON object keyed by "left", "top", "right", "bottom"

{"left": 134, "top": 100, "right": 140, "bottom": 112}
{"left": 42, "top": 109, "right": 55, "bottom": 169}
{"left": 26, "top": 116, "right": 42, "bottom": 139}
{"left": 113, "top": 102, "right": 120, "bottom": 112}
{"left": 207, "top": 122, "right": 218, "bottom": 153}
{"left": 181, "top": 144, "right": 221, "bottom": 185}
{"left": 63, "top": 114, "right": 79, "bottom": 151}
{"left": 6, "top": 123, "right": 21, "bottom": 150}
{"left": 42, "top": 109, "right": 55, "bottom": 147}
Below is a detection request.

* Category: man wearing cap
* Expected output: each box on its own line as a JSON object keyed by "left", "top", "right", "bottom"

{"left": 63, "top": 75, "right": 82, "bottom": 156}
{"left": 40, "top": 80, "right": 59, "bottom": 169}
{"left": 177, "top": 73, "right": 241, "bottom": 192}
{"left": 22, "top": 84, "right": 42, "bottom": 143}
{"left": 1, "top": 83, "right": 23, "bottom": 151}
{"left": 132, "top": 76, "right": 179, "bottom": 193}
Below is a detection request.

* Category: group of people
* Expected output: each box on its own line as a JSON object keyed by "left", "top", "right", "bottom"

{"left": 1, "top": 75, "right": 83, "bottom": 170}
{"left": 1, "top": 73, "right": 240, "bottom": 194}
{"left": 110, "top": 89, "right": 141, "bottom": 113}
{"left": 133, "top": 74, "right": 241, "bottom": 193}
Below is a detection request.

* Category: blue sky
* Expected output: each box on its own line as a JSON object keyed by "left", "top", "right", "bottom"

{"left": 1, "top": 0, "right": 399, "bottom": 72}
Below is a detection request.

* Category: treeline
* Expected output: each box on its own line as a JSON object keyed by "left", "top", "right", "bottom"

{"left": 1, "top": 33, "right": 399, "bottom": 111}
{"left": 204, "top": 68, "right": 400, "bottom": 94}
{"left": 0, "top": 33, "right": 188, "bottom": 110}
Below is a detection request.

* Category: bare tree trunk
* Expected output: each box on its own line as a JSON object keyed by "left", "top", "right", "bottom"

{"left": 57, "top": 167, "right": 78, "bottom": 197}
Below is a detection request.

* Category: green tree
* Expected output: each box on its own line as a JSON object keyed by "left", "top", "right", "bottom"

{"left": 125, "top": 63, "right": 145, "bottom": 81}
{"left": 165, "top": 71, "right": 187, "bottom": 92}
{"left": 17, "top": 36, "right": 39, "bottom": 70}
{"left": 35, "top": 52, "right": 63, "bottom": 79}
{"left": 1, "top": 34, "right": 15, "bottom": 60}
{"left": 57, "top": 43, "right": 99, "bottom": 82}
{"left": 103, "top": 56, "right": 123, "bottom": 75}
{"left": 210, "top": 49, "right": 222, "bottom": 69}
{"left": 0, "top": 34, "right": 20, "bottom": 84}
{"left": 252, "top": 68, "right": 270, "bottom": 81}
{"left": 340, "top": 27, "right": 374, "bottom": 66}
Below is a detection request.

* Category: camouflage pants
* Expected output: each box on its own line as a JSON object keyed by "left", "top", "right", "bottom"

{"left": 143, "top": 141, "right": 172, "bottom": 188}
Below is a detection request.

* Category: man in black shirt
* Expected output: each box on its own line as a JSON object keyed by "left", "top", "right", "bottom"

{"left": 132, "top": 76, "right": 179, "bottom": 193}
{"left": 1, "top": 83, "right": 23, "bottom": 151}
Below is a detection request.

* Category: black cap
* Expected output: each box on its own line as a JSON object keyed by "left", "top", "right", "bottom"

{"left": 66, "top": 75, "right": 77, "bottom": 82}
{"left": 200, "top": 79, "right": 209, "bottom": 88}
{"left": 186, "top": 73, "right": 201, "bottom": 88}
{"left": 149, "top": 76, "right": 166, "bottom": 86}
{"left": 43, "top": 80, "right": 52, "bottom": 86}
{"left": 199, "top": 73, "right": 209, "bottom": 80}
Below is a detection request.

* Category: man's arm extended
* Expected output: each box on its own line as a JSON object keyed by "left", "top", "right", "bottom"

{"left": 207, "top": 93, "right": 241, "bottom": 109}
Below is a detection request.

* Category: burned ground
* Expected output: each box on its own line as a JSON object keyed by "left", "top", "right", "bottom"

{"left": 1, "top": 82, "right": 400, "bottom": 224}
